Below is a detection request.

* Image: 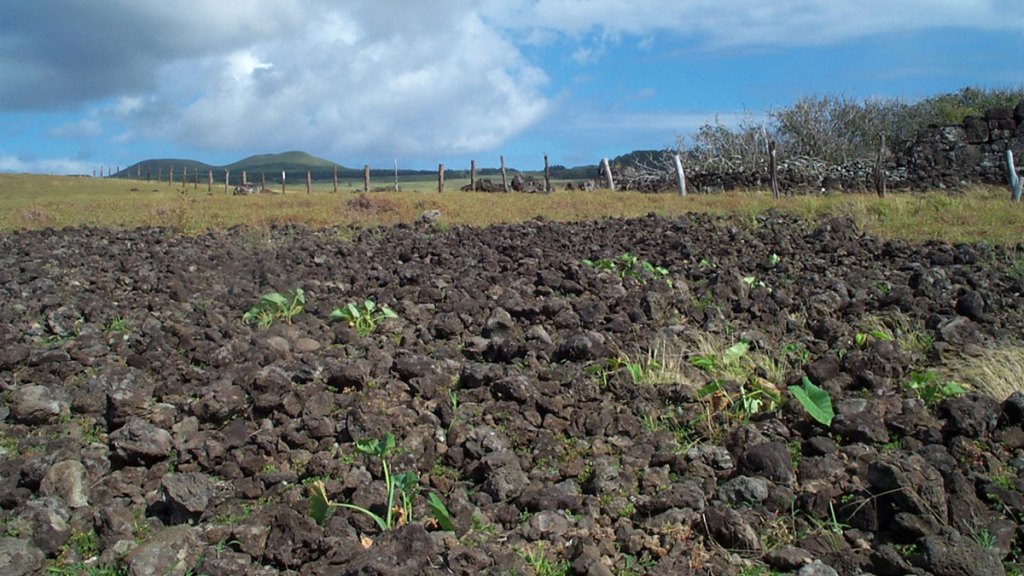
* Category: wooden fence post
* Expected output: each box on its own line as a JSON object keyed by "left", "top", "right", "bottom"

{"left": 543, "top": 154, "right": 551, "bottom": 193}
{"left": 193, "top": 169, "right": 197, "bottom": 190}
{"left": 170, "top": 167, "right": 175, "bottom": 186}
{"left": 364, "top": 165, "right": 370, "bottom": 193}
{"left": 333, "top": 165, "right": 338, "bottom": 193}
{"left": 261, "top": 172, "right": 266, "bottom": 193}
{"left": 874, "top": 134, "right": 887, "bottom": 198}
{"left": 769, "top": 141, "right": 780, "bottom": 199}
{"left": 281, "top": 171, "right": 286, "bottom": 194}
{"left": 438, "top": 163, "right": 445, "bottom": 194}
{"left": 470, "top": 160, "right": 476, "bottom": 191}
{"left": 1008, "top": 150, "right": 1022, "bottom": 202}
{"left": 306, "top": 171, "right": 311, "bottom": 195}
{"left": 207, "top": 170, "right": 212, "bottom": 193}
{"left": 673, "top": 154, "right": 686, "bottom": 197}
{"left": 137, "top": 165, "right": 141, "bottom": 180}
{"left": 394, "top": 158, "right": 399, "bottom": 191}
{"left": 224, "top": 170, "right": 229, "bottom": 195}
{"left": 241, "top": 171, "right": 247, "bottom": 187}
{"left": 601, "top": 158, "right": 615, "bottom": 191}
{"left": 500, "top": 155, "right": 509, "bottom": 192}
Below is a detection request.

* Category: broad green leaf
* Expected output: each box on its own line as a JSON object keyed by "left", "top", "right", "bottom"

{"left": 788, "top": 377, "right": 834, "bottom": 427}
{"left": 426, "top": 492, "right": 456, "bottom": 532}
{"left": 262, "top": 292, "right": 288, "bottom": 308}
{"left": 393, "top": 471, "right": 418, "bottom": 493}
{"left": 364, "top": 299, "right": 377, "bottom": 312}
{"left": 308, "top": 480, "right": 333, "bottom": 526}
{"left": 722, "top": 341, "right": 750, "bottom": 365}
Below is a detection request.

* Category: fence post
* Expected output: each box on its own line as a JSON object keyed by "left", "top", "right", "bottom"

{"left": 261, "top": 172, "right": 266, "bottom": 193}
{"left": 500, "top": 155, "right": 508, "bottom": 192}
{"left": 333, "top": 165, "right": 338, "bottom": 193}
{"left": 306, "top": 171, "right": 312, "bottom": 195}
{"left": 470, "top": 160, "right": 477, "bottom": 191}
{"left": 673, "top": 154, "right": 686, "bottom": 197}
{"left": 438, "top": 163, "right": 445, "bottom": 194}
{"left": 769, "top": 141, "right": 780, "bottom": 199}
{"left": 241, "top": 171, "right": 247, "bottom": 187}
{"left": 874, "top": 134, "right": 887, "bottom": 198}
{"left": 394, "top": 158, "right": 399, "bottom": 191}
{"left": 1008, "top": 150, "right": 1022, "bottom": 202}
{"left": 601, "top": 158, "right": 615, "bottom": 191}
{"left": 364, "top": 165, "right": 370, "bottom": 193}
{"left": 281, "top": 171, "right": 286, "bottom": 194}
{"left": 137, "top": 165, "right": 141, "bottom": 180}
{"left": 207, "top": 170, "right": 212, "bottom": 193}
{"left": 224, "top": 170, "right": 229, "bottom": 195}
{"left": 543, "top": 154, "right": 551, "bottom": 193}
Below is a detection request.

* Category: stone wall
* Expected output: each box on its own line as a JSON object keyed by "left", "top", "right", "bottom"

{"left": 902, "top": 100, "right": 1024, "bottom": 189}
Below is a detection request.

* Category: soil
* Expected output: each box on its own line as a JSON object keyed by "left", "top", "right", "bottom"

{"left": 1, "top": 213, "right": 1023, "bottom": 576}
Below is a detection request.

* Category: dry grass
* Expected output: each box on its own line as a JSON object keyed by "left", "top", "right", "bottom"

{"left": 945, "top": 344, "right": 1024, "bottom": 401}
{"left": 1, "top": 174, "right": 1022, "bottom": 245}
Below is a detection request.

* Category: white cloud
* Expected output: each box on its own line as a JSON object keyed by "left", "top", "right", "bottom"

{"left": 0, "top": 154, "right": 94, "bottom": 175}
{"left": 120, "top": 3, "right": 550, "bottom": 161}
{"left": 485, "top": 0, "right": 1024, "bottom": 48}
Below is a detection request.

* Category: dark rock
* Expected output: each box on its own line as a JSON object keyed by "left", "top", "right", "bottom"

{"left": 161, "top": 472, "right": 218, "bottom": 525}
{"left": 109, "top": 417, "right": 173, "bottom": 465}
{"left": 737, "top": 442, "right": 796, "bottom": 485}
{"left": 914, "top": 531, "right": 1005, "bottom": 576}
{"left": 941, "top": 393, "right": 1000, "bottom": 439}
{"left": 0, "top": 537, "right": 46, "bottom": 576}
{"left": 338, "top": 523, "right": 442, "bottom": 574}
{"left": 9, "top": 385, "right": 66, "bottom": 425}
{"left": 702, "top": 504, "right": 761, "bottom": 550}
{"left": 123, "top": 525, "right": 203, "bottom": 576}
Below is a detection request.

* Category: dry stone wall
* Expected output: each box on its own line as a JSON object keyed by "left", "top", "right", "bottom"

{"left": 903, "top": 100, "right": 1024, "bottom": 189}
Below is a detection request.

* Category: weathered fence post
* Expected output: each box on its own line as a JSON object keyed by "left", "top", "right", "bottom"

{"left": 137, "top": 165, "right": 141, "bottom": 180}
{"left": 874, "top": 134, "right": 887, "bottom": 198}
{"left": 543, "top": 154, "right": 551, "bottom": 193}
{"left": 673, "top": 153, "right": 686, "bottom": 197}
{"left": 158, "top": 167, "right": 162, "bottom": 184}
{"left": 182, "top": 166, "right": 187, "bottom": 187}
{"left": 500, "top": 155, "right": 509, "bottom": 193}
{"left": 364, "top": 165, "right": 370, "bottom": 193}
{"left": 394, "top": 158, "right": 399, "bottom": 191}
{"left": 1008, "top": 150, "right": 1022, "bottom": 202}
{"left": 241, "top": 171, "right": 247, "bottom": 187}
{"left": 601, "top": 158, "right": 615, "bottom": 191}
{"left": 306, "top": 171, "right": 312, "bottom": 195}
{"left": 207, "top": 170, "right": 212, "bottom": 193}
{"left": 224, "top": 170, "right": 229, "bottom": 195}
{"left": 261, "top": 172, "right": 266, "bottom": 193}
{"left": 438, "top": 163, "right": 445, "bottom": 194}
{"left": 281, "top": 171, "right": 286, "bottom": 194}
{"left": 192, "top": 169, "right": 197, "bottom": 190}
{"left": 470, "top": 160, "right": 477, "bottom": 191}
{"left": 333, "top": 164, "right": 338, "bottom": 193}
{"left": 769, "top": 141, "right": 780, "bottom": 199}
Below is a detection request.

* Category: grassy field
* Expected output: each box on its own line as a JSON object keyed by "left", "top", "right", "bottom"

{"left": 0, "top": 173, "right": 1022, "bottom": 246}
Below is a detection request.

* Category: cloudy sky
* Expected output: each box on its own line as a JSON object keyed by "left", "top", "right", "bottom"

{"left": 1, "top": 0, "right": 1022, "bottom": 174}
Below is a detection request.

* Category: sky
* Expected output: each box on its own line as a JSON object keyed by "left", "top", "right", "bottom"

{"left": 1, "top": 1, "right": 1023, "bottom": 175}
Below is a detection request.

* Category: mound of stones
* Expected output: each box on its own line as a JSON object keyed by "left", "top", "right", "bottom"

{"left": 0, "top": 214, "right": 1022, "bottom": 575}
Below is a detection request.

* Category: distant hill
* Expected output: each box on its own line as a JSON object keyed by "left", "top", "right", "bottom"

{"left": 117, "top": 151, "right": 349, "bottom": 182}
{"left": 115, "top": 151, "right": 601, "bottom": 182}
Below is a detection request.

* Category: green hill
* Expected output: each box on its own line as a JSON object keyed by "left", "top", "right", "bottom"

{"left": 225, "top": 151, "right": 340, "bottom": 173}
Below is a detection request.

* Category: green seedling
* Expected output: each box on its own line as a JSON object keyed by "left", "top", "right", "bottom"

{"left": 582, "top": 253, "right": 671, "bottom": 285}
{"left": 329, "top": 299, "right": 398, "bottom": 336}
{"left": 243, "top": 288, "right": 305, "bottom": 328}
{"left": 903, "top": 370, "right": 966, "bottom": 405}
{"left": 788, "top": 376, "right": 835, "bottom": 426}
{"left": 308, "top": 433, "right": 454, "bottom": 532}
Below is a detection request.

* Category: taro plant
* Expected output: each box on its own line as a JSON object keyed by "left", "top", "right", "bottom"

{"left": 308, "top": 433, "right": 454, "bottom": 532}
{"left": 582, "top": 252, "right": 671, "bottom": 285}
{"left": 329, "top": 299, "right": 398, "bottom": 336}
{"left": 902, "top": 370, "right": 966, "bottom": 405}
{"left": 243, "top": 288, "right": 305, "bottom": 329}
{"left": 788, "top": 376, "right": 835, "bottom": 427}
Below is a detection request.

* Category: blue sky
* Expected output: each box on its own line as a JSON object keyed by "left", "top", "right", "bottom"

{"left": 1, "top": 0, "right": 1022, "bottom": 174}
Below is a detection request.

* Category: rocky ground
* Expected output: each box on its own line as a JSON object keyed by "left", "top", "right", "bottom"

{"left": 0, "top": 212, "right": 1023, "bottom": 576}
